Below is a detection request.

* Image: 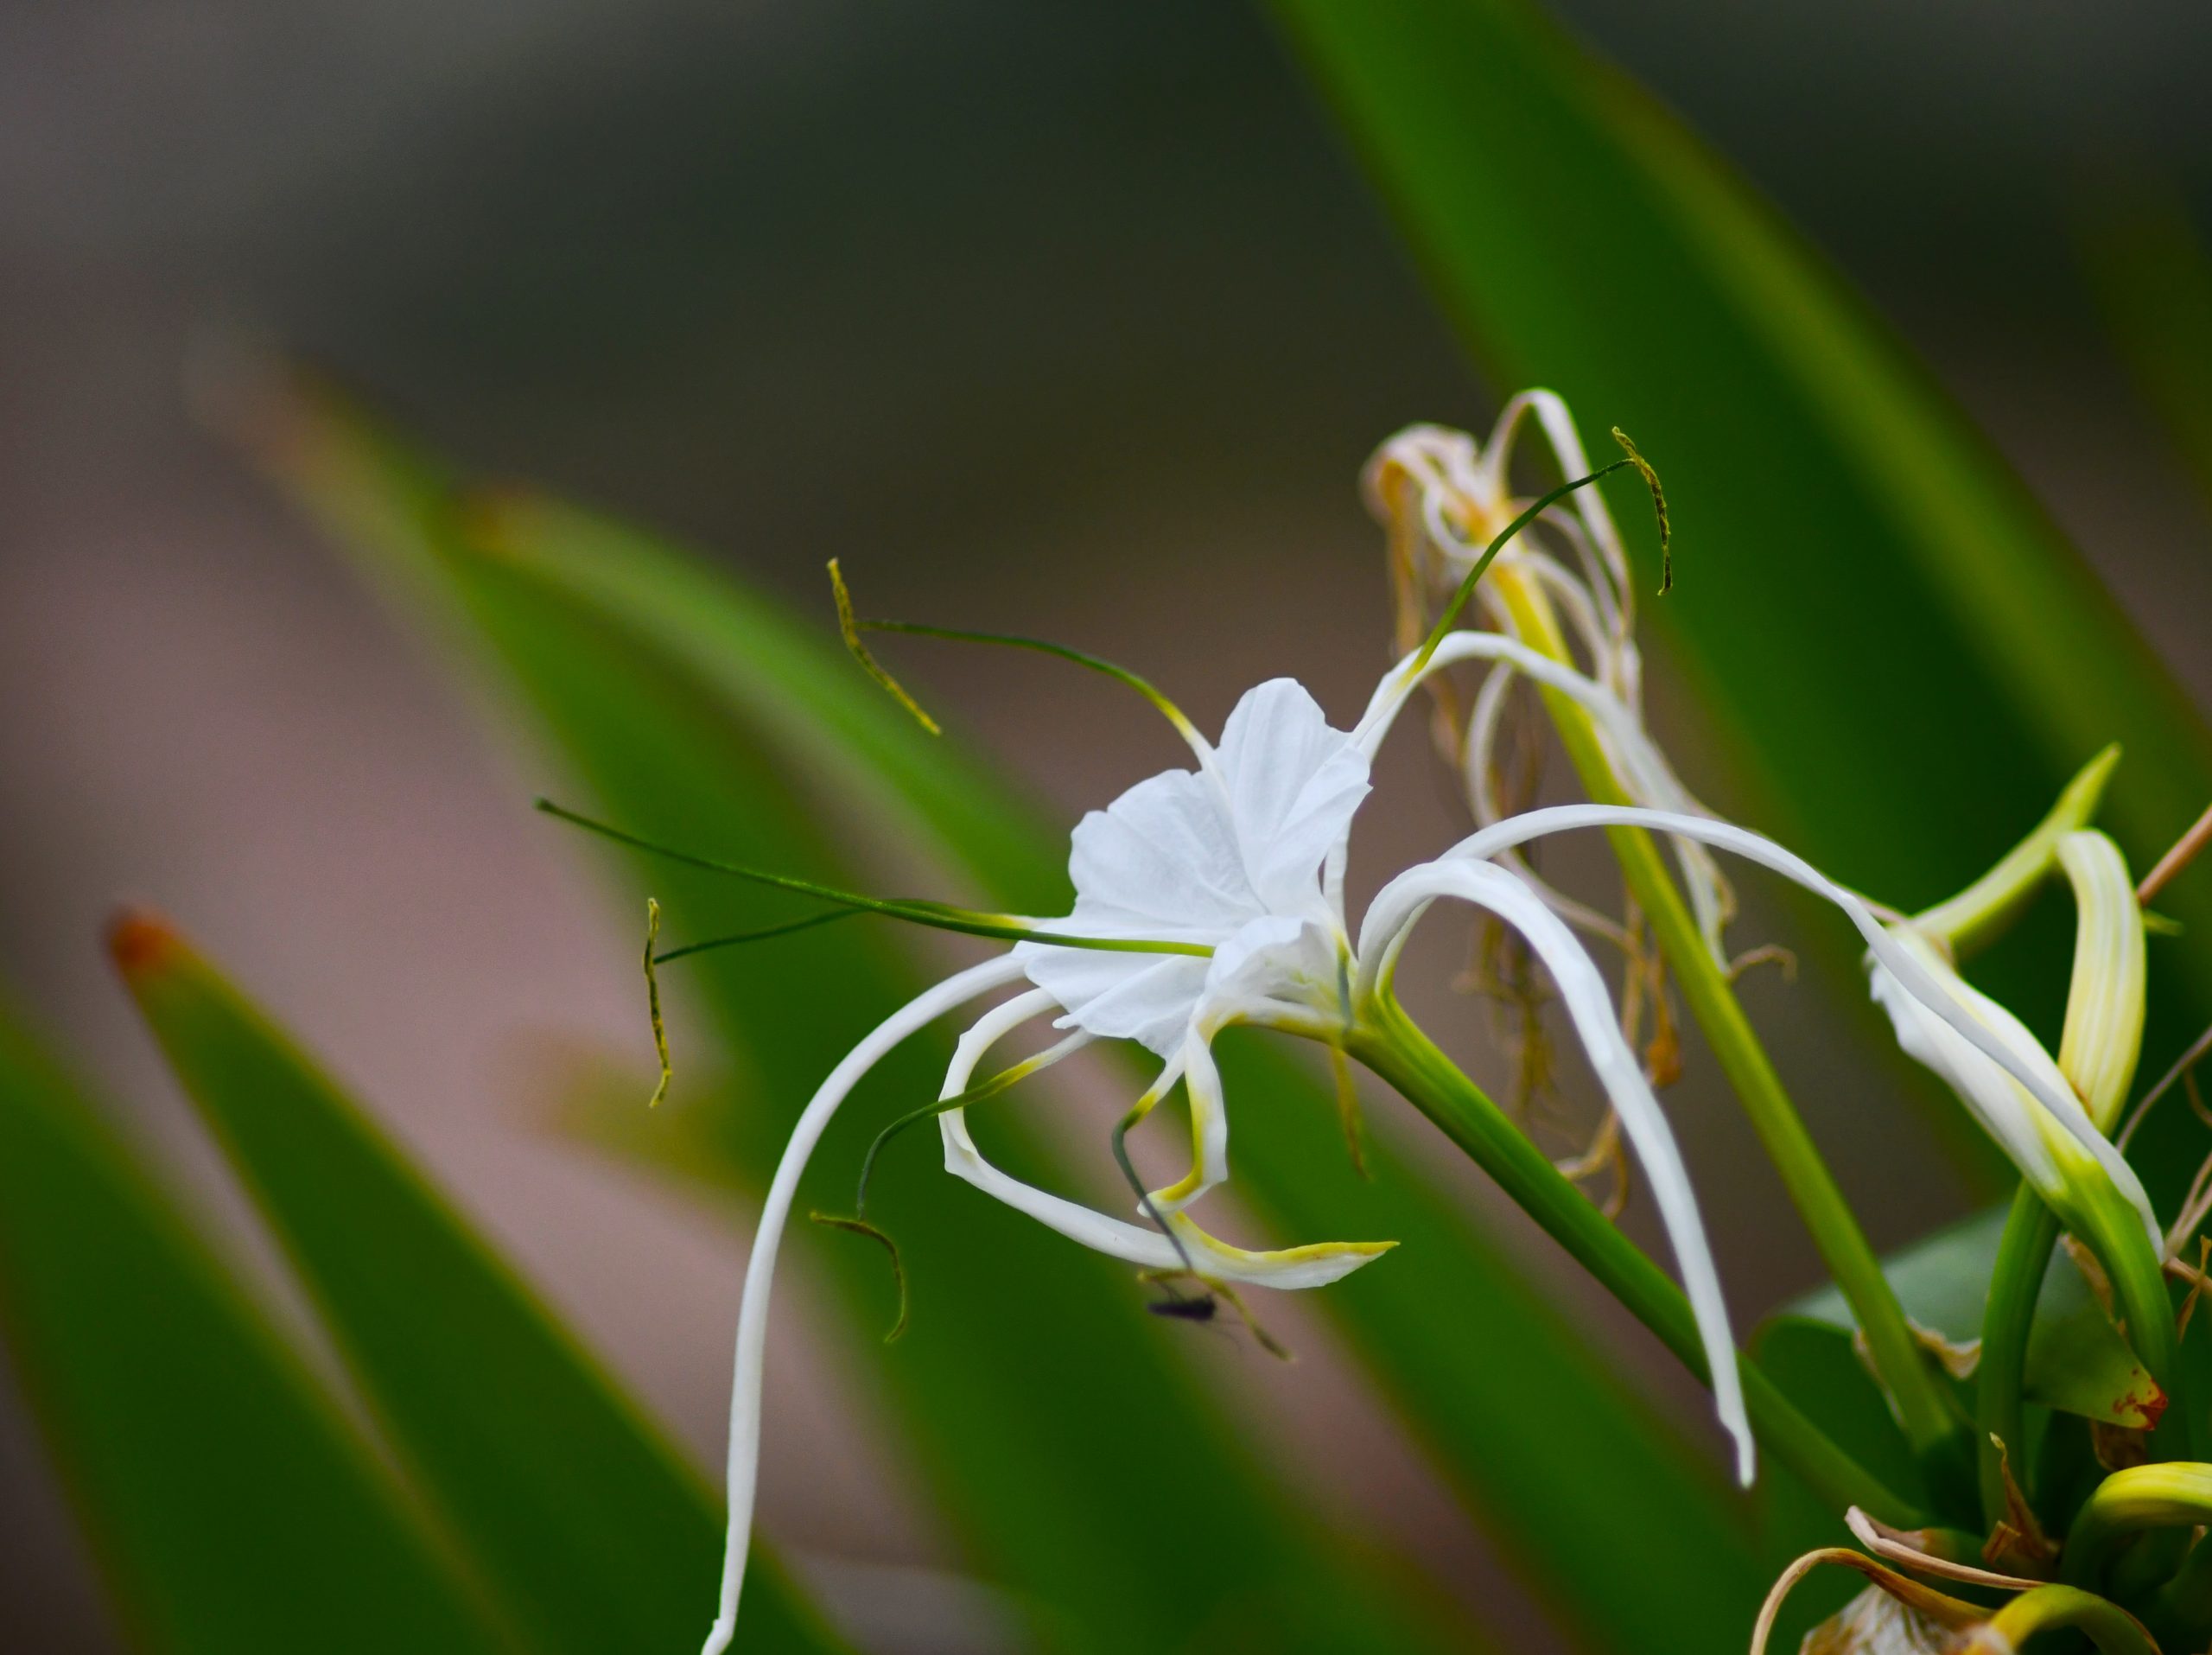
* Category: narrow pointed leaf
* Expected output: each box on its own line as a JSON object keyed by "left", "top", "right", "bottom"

{"left": 0, "top": 993, "right": 507, "bottom": 1655}
{"left": 110, "top": 915, "right": 847, "bottom": 1655}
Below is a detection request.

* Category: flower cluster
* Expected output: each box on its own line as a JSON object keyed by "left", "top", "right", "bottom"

{"left": 657, "top": 393, "right": 2183, "bottom": 1655}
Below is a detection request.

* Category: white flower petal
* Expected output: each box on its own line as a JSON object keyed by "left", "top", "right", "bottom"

{"left": 1868, "top": 931, "right": 2064, "bottom": 1193}
{"left": 1374, "top": 803, "right": 2160, "bottom": 1252}
{"left": 1016, "top": 942, "right": 1209, "bottom": 1060}
{"left": 1063, "top": 767, "right": 1255, "bottom": 934}
{"left": 1353, "top": 631, "right": 1732, "bottom": 965}
{"left": 1201, "top": 913, "right": 1331, "bottom": 1006}
{"left": 1363, "top": 855, "right": 1752, "bottom": 1485}
{"left": 1215, "top": 678, "right": 1371, "bottom": 916}
{"left": 702, "top": 953, "right": 1029, "bottom": 1655}
{"left": 1165, "top": 1213, "right": 1395, "bottom": 1288}
{"left": 938, "top": 1020, "right": 1390, "bottom": 1288}
{"left": 1146, "top": 1023, "right": 1231, "bottom": 1214}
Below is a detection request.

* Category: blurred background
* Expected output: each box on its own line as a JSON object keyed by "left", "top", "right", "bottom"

{"left": 3, "top": 1, "right": 2209, "bottom": 1647}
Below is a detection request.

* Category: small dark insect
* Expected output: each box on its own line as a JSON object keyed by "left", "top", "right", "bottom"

{"left": 1147, "top": 1293, "right": 1218, "bottom": 1323}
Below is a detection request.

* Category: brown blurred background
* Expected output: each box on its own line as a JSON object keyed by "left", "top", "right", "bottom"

{"left": 2, "top": 1, "right": 2209, "bottom": 1647}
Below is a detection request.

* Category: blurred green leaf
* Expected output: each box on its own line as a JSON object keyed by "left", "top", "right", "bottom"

{"left": 255, "top": 376, "right": 1781, "bottom": 1648}
{"left": 0, "top": 990, "right": 506, "bottom": 1655}
{"left": 1750, "top": 1319, "right": 1923, "bottom": 1524}
{"left": 1265, "top": 0, "right": 2212, "bottom": 913}
{"left": 1264, "top": 0, "right": 2212, "bottom": 1205}
{"left": 110, "top": 913, "right": 846, "bottom": 1655}
{"left": 254, "top": 382, "right": 1482, "bottom": 1655}
{"left": 1784, "top": 1206, "right": 2162, "bottom": 1429}
{"left": 2078, "top": 183, "right": 2212, "bottom": 525}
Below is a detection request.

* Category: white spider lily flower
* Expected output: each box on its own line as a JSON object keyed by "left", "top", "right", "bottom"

{"left": 1015, "top": 677, "right": 1370, "bottom": 1062}
{"left": 995, "top": 677, "right": 1754, "bottom": 1481}
{"left": 697, "top": 678, "right": 1769, "bottom": 1650}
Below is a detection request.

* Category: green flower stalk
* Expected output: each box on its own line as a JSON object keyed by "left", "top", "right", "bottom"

{"left": 1369, "top": 398, "right": 1968, "bottom": 1479}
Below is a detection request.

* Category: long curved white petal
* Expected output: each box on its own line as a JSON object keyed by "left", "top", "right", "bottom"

{"left": 1147, "top": 1022, "right": 1230, "bottom": 1214}
{"left": 1365, "top": 856, "right": 1752, "bottom": 1483}
{"left": 938, "top": 1008, "right": 1387, "bottom": 1287}
{"left": 1369, "top": 803, "right": 2159, "bottom": 1250}
{"left": 1351, "top": 633, "right": 1732, "bottom": 964}
{"left": 701, "top": 953, "right": 1028, "bottom": 1655}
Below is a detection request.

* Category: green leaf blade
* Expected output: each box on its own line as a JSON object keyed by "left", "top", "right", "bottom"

{"left": 110, "top": 913, "right": 847, "bottom": 1655}
{"left": 0, "top": 992, "right": 508, "bottom": 1655}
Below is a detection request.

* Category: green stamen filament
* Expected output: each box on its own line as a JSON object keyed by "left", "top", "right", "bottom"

{"left": 536, "top": 799, "right": 1210, "bottom": 957}
{"left": 641, "top": 898, "right": 672, "bottom": 1109}
{"left": 1413, "top": 448, "right": 1667, "bottom": 676}
{"left": 855, "top": 618, "right": 1204, "bottom": 752}
{"left": 652, "top": 909, "right": 860, "bottom": 964}
{"left": 806, "top": 1213, "right": 909, "bottom": 1343}
{"left": 830, "top": 558, "right": 941, "bottom": 735}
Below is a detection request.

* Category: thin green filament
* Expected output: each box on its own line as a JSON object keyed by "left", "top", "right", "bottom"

{"left": 1414, "top": 447, "right": 1669, "bottom": 674}
{"left": 1113, "top": 1090, "right": 1199, "bottom": 1278}
{"left": 536, "top": 799, "right": 1211, "bottom": 957}
{"left": 641, "top": 898, "right": 672, "bottom": 1109}
{"left": 807, "top": 1213, "right": 909, "bottom": 1342}
{"left": 825, "top": 557, "right": 1205, "bottom": 754}
{"left": 652, "top": 909, "right": 860, "bottom": 964}
{"left": 830, "top": 557, "right": 941, "bottom": 735}
{"left": 1609, "top": 428, "right": 1671, "bottom": 595}
{"left": 860, "top": 621, "right": 1206, "bottom": 752}
{"left": 853, "top": 1047, "right": 1065, "bottom": 1216}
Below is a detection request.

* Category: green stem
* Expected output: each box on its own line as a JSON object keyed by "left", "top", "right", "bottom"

{"left": 1492, "top": 573, "right": 1967, "bottom": 1481}
{"left": 1958, "top": 1585, "right": 2158, "bottom": 1655}
{"left": 1977, "top": 1184, "right": 2059, "bottom": 1529}
{"left": 1350, "top": 996, "right": 1928, "bottom": 1528}
{"left": 2063, "top": 1463, "right": 2212, "bottom": 1590}
{"left": 2152, "top": 1527, "right": 2212, "bottom": 1637}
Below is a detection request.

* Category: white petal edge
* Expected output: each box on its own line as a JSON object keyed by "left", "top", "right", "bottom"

{"left": 1347, "top": 633, "right": 1732, "bottom": 964}
{"left": 1363, "top": 804, "right": 2160, "bottom": 1252}
{"left": 1357, "top": 855, "right": 1752, "bottom": 1485}
{"left": 700, "top": 953, "right": 1029, "bottom": 1655}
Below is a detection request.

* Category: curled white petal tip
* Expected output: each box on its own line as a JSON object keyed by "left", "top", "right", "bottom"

{"left": 1166, "top": 1213, "right": 1397, "bottom": 1289}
